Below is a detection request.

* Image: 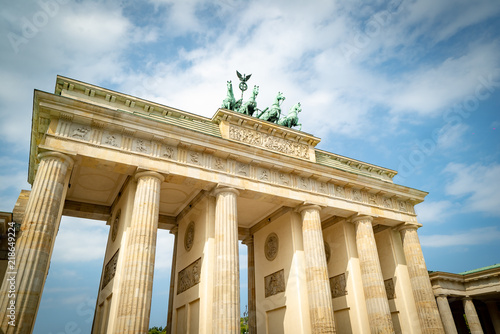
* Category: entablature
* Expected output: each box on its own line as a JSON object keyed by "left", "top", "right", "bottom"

{"left": 30, "top": 80, "right": 428, "bottom": 225}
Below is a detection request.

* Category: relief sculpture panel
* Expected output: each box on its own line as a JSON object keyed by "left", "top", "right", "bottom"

{"left": 101, "top": 249, "right": 119, "bottom": 289}
{"left": 177, "top": 258, "right": 201, "bottom": 294}
{"left": 265, "top": 269, "right": 286, "bottom": 297}
{"left": 229, "top": 125, "right": 310, "bottom": 159}
{"left": 330, "top": 273, "right": 347, "bottom": 298}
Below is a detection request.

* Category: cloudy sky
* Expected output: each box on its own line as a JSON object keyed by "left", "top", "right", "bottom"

{"left": 1, "top": 0, "right": 499, "bottom": 332}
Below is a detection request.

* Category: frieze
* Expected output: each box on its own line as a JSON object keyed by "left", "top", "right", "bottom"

{"left": 330, "top": 273, "right": 347, "bottom": 298}
{"left": 177, "top": 258, "right": 201, "bottom": 294}
{"left": 101, "top": 249, "right": 119, "bottom": 289}
{"left": 229, "top": 125, "right": 310, "bottom": 160}
{"left": 51, "top": 121, "right": 417, "bottom": 216}
{"left": 265, "top": 269, "right": 286, "bottom": 297}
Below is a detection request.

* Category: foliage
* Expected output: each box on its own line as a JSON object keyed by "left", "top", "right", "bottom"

{"left": 240, "top": 316, "right": 249, "bottom": 334}
{"left": 148, "top": 326, "right": 167, "bottom": 334}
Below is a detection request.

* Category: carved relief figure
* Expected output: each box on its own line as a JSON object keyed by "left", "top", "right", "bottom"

{"left": 336, "top": 186, "right": 345, "bottom": 198}
{"left": 259, "top": 169, "right": 269, "bottom": 181}
{"left": 72, "top": 126, "right": 90, "bottom": 139}
{"left": 184, "top": 221, "right": 195, "bottom": 252}
{"left": 102, "top": 249, "right": 119, "bottom": 289}
{"left": 329, "top": 273, "right": 347, "bottom": 298}
{"left": 111, "top": 210, "right": 120, "bottom": 242}
{"left": 136, "top": 139, "right": 147, "bottom": 152}
{"left": 237, "top": 163, "right": 248, "bottom": 175}
{"left": 190, "top": 152, "right": 200, "bottom": 164}
{"left": 177, "top": 258, "right": 202, "bottom": 294}
{"left": 265, "top": 233, "right": 279, "bottom": 261}
{"left": 163, "top": 146, "right": 174, "bottom": 159}
{"left": 279, "top": 173, "right": 289, "bottom": 186}
{"left": 352, "top": 189, "right": 362, "bottom": 201}
{"left": 265, "top": 269, "right": 285, "bottom": 297}
{"left": 104, "top": 134, "right": 118, "bottom": 147}
{"left": 214, "top": 157, "right": 224, "bottom": 170}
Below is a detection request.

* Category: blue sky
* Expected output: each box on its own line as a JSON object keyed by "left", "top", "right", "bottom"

{"left": 1, "top": 0, "right": 499, "bottom": 332}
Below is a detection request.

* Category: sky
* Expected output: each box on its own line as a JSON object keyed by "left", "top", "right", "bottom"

{"left": 0, "top": 0, "right": 499, "bottom": 332}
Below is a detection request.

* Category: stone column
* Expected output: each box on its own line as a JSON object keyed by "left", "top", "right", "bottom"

{"left": 436, "top": 295, "right": 457, "bottom": 334}
{"left": 212, "top": 187, "right": 240, "bottom": 334}
{"left": 242, "top": 236, "right": 256, "bottom": 334}
{"left": 115, "top": 171, "right": 164, "bottom": 334}
{"left": 398, "top": 223, "right": 445, "bottom": 333}
{"left": 166, "top": 226, "right": 178, "bottom": 334}
{"left": 298, "top": 204, "right": 336, "bottom": 333}
{"left": 486, "top": 301, "right": 500, "bottom": 334}
{"left": 0, "top": 151, "right": 73, "bottom": 334}
{"left": 463, "top": 298, "right": 483, "bottom": 334}
{"left": 352, "top": 215, "right": 395, "bottom": 334}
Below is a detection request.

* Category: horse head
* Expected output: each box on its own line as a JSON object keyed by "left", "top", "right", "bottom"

{"left": 275, "top": 92, "right": 285, "bottom": 106}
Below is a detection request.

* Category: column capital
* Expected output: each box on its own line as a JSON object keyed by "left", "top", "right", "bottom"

{"left": 349, "top": 214, "right": 374, "bottom": 224}
{"left": 463, "top": 296, "right": 474, "bottom": 301}
{"left": 37, "top": 151, "right": 74, "bottom": 167}
{"left": 396, "top": 222, "right": 422, "bottom": 232}
{"left": 134, "top": 170, "right": 165, "bottom": 182}
{"left": 242, "top": 235, "right": 253, "bottom": 246}
{"left": 169, "top": 226, "right": 178, "bottom": 235}
{"left": 296, "top": 203, "right": 322, "bottom": 215}
{"left": 212, "top": 185, "right": 240, "bottom": 197}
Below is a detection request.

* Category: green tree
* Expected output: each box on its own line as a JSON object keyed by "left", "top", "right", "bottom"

{"left": 148, "top": 326, "right": 167, "bottom": 334}
{"left": 240, "top": 316, "right": 249, "bottom": 334}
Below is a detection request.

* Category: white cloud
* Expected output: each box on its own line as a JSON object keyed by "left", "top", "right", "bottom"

{"left": 420, "top": 226, "right": 500, "bottom": 247}
{"left": 444, "top": 162, "right": 500, "bottom": 216}
{"left": 415, "top": 200, "right": 456, "bottom": 224}
{"left": 51, "top": 217, "right": 109, "bottom": 263}
{"left": 154, "top": 229, "right": 175, "bottom": 272}
{"left": 436, "top": 123, "right": 469, "bottom": 150}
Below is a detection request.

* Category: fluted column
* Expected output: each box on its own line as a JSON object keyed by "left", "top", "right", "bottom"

{"left": 436, "top": 295, "right": 457, "bottom": 334}
{"left": 166, "top": 226, "right": 178, "bottom": 334}
{"left": 298, "top": 204, "right": 336, "bottom": 333}
{"left": 352, "top": 215, "right": 395, "bottom": 334}
{"left": 0, "top": 151, "right": 73, "bottom": 334}
{"left": 212, "top": 187, "right": 240, "bottom": 334}
{"left": 399, "top": 223, "right": 445, "bottom": 333}
{"left": 115, "top": 171, "right": 164, "bottom": 334}
{"left": 242, "top": 236, "right": 256, "bottom": 334}
{"left": 463, "top": 298, "right": 483, "bottom": 334}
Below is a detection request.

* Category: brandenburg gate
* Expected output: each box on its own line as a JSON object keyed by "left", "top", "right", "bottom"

{"left": 0, "top": 75, "right": 445, "bottom": 333}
